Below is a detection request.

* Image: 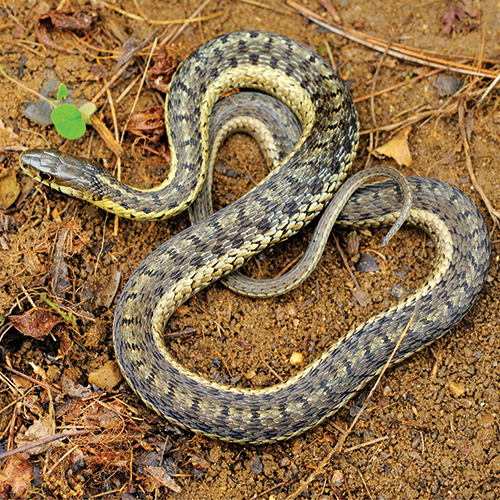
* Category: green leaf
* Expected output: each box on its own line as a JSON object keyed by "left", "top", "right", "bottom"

{"left": 51, "top": 103, "right": 86, "bottom": 140}
{"left": 57, "top": 83, "right": 68, "bottom": 101}
{"left": 78, "top": 102, "right": 97, "bottom": 124}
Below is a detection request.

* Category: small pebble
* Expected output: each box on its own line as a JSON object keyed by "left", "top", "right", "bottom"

{"left": 447, "top": 381, "right": 465, "bottom": 397}
{"left": 331, "top": 469, "right": 344, "bottom": 486}
{"left": 477, "top": 414, "right": 495, "bottom": 428}
{"left": 88, "top": 360, "right": 123, "bottom": 390}
{"left": 355, "top": 253, "right": 378, "bottom": 273}
{"left": 435, "top": 74, "right": 463, "bottom": 97}
{"left": 249, "top": 456, "right": 263, "bottom": 475}
{"left": 390, "top": 284, "right": 408, "bottom": 300}
{"left": 289, "top": 352, "right": 303, "bottom": 365}
{"left": 347, "top": 231, "right": 360, "bottom": 256}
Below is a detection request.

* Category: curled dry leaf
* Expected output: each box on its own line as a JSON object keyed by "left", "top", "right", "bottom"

{"left": 0, "top": 456, "right": 33, "bottom": 498}
{"left": 149, "top": 47, "right": 179, "bottom": 93}
{"left": 440, "top": 0, "right": 480, "bottom": 35}
{"left": 126, "top": 106, "right": 165, "bottom": 143}
{"left": 372, "top": 127, "right": 412, "bottom": 167}
{"left": 145, "top": 465, "right": 182, "bottom": 493}
{"left": 10, "top": 308, "right": 64, "bottom": 340}
{"left": 0, "top": 167, "right": 20, "bottom": 209}
{"left": 35, "top": 6, "right": 101, "bottom": 52}
{"left": 14, "top": 414, "right": 56, "bottom": 457}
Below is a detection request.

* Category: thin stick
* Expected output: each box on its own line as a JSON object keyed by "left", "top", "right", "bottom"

{"left": 458, "top": 103, "right": 500, "bottom": 227}
{"left": 0, "top": 64, "right": 53, "bottom": 105}
{"left": 287, "top": 1, "right": 499, "bottom": 79}
{"left": 161, "top": 0, "right": 215, "bottom": 46}
{"left": 0, "top": 429, "right": 89, "bottom": 460}
{"left": 4, "top": 366, "right": 63, "bottom": 395}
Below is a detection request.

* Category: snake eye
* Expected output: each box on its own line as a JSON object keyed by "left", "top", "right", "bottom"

{"left": 40, "top": 172, "right": 52, "bottom": 182}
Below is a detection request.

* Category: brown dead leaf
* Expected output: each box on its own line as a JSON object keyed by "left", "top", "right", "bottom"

{"left": 0, "top": 167, "right": 20, "bottom": 209}
{"left": 126, "top": 106, "right": 165, "bottom": 143}
{"left": 35, "top": 6, "right": 100, "bottom": 52}
{"left": 145, "top": 465, "right": 182, "bottom": 493}
{"left": 0, "top": 456, "right": 33, "bottom": 498}
{"left": 149, "top": 46, "right": 179, "bottom": 93}
{"left": 14, "top": 414, "right": 56, "bottom": 456}
{"left": 372, "top": 127, "right": 412, "bottom": 166}
{"left": 10, "top": 308, "right": 64, "bottom": 340}
{"left": 440, "top": 1, "right": 480, "bottom": 35}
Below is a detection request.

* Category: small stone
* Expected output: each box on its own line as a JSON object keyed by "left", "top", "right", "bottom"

{"left": 447, "top": 381, "right": 465, "bottom": 397}
{"left": 289, "top": 352, "right": 303, "bottom": 366}
{"left": 286, "top": 306, "right": 297, "bottom": 318}
{"left": 249, "top": 456, "right": 263, "bottom": 475}
{"left": 435, "top": 74, "right": 463, "bottom": 97}
{"left": 390, "top": 284, "right": 408, "bottom": 300}
{"left": 383, "top": 386, "right": 392, "bottom": 396}
{"left": 331, "top": 469, "right": 344, "bottom": 486}
{"left": 477, "top": 414, "right": 495, "bottom": 428}
{"left": 88, "top": 360, "right": 123, "bottom": 390}
{"left": 355, "top": 253, "right": 378, "bottom": 273}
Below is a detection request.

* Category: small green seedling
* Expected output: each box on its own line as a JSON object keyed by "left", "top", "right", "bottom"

{"left": 50, "top": 83, "right": 96, "bottom": 140}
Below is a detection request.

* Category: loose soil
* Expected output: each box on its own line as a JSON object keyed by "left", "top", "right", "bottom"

{"left": 1, "top": 1, "right": 500, "bottom": 499}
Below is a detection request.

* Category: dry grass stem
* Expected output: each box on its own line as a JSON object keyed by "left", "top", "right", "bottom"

{"left": 288, "top": 0, "right": 499, "bottom": 79}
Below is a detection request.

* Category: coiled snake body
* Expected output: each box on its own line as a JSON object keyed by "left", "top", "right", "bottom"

{"left": 20, "top": 31, "right": 490, "bottom": 443}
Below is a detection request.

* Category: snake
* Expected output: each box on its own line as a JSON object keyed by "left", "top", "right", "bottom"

{"left": 19, "top": 31, "right": 491, "bottom": 444}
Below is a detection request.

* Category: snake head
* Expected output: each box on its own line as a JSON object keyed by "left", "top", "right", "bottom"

{"left": 20, "top": 149, "right": 101, "bottom": 199}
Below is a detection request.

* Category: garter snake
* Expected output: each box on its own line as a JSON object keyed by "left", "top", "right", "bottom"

{"left": 20, "top": 31, "right": 491, "bottom": 444}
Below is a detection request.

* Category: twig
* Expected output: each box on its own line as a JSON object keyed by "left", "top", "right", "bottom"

{"left": 343, "top": 435, "right": 389, "bottom": 452}
{"left": 100, "top": 0, "right": 221, "bottom": 24}
{"left": 332, "top": 233, "right": 361, "bottom": 290}
{"left": 358, "top": 468, "right": 374, "bottom": 500}
{"left": 4, "top": 366, "right": 63, "bottom": 395}
{"left": 317, "top": 0, "right": 342, "bottom": 24}
{"left": 287, "top": 1, "right": 499, "bottom": 79}
{"left": 475, "top": 72, "right": 500, "bottom": 109}
{"left": 0, "top": 64, "right": 53, "bottom": 105}
{"left": 458, "top": 103, "right": 500, "bottom": 227}
{"left": 161, "top": 0, "right": 215, "bottom": 46}
{"left": 238, "top": 0, "right": 291, "bottom": 14}
{"left": 0, "top": 429, "right": 89, "bottom": 460}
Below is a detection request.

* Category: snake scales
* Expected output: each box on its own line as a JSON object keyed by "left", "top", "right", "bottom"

{"left": 20, "top": 31, "right": 490, "bottom": 444}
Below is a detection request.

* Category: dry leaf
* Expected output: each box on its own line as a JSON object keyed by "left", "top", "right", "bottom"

{"left": 14, "top": 414, "right": 56, "bottom": 456}
{"left": 126, "top": 106, "right": 165, "bottom": 143}
{"left": 149, "top": 47, "right": 179, "bottom": 93}
{"left": 373, "top": 127, "right": 412, "bottom": 166}
{"left": 0, "top": 167, "right": 20, "bottom": 209}
{"left": 35, "top": 6, "right": 100, "bottom": 52}
{"left": 145, "top": 465, "right": 182, "bottom": 493}
{"left": 10, "top": 308, "right": 64, "bottom": 340}
{"left": 0, "top": 456, "right": 33, "bottom": 498}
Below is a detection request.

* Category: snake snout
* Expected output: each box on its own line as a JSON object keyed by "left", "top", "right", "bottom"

{"left": 20, "top": 148, "right": 96, "bottom": 193}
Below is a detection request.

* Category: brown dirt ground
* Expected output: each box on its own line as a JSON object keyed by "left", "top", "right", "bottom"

{"left": 1, "top": 0, "right": 500, "bottom": 499}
